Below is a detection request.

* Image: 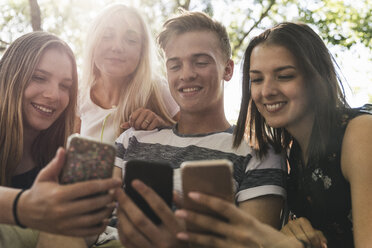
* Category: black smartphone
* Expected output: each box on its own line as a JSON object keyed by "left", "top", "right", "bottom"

{"left": 60, "top": 134, "right": 116, "bottom": 184}
{"left": 123, "top": 160, "right": 173, "bottom": 225}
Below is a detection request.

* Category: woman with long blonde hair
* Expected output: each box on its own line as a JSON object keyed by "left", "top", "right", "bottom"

{"left": 77, "top": 3, "right": 179, "bottom": 143}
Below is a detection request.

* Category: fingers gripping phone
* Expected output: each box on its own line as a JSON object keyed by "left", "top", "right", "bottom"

{"left": 181, "top": 159, "right": 234, "bottom": 234}
{"left": 124, "top": 160, "right": 173, "bottom": 225}
{"left": 59, "top": 134, "right": 116, "bottom": 184}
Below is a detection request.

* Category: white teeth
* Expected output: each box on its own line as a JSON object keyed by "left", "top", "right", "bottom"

{"left": 265, "top": 102, "right": 284, "bottom": 111}
{"left": 182, "top": 87, "right": 200, "bottom": 93}
{"left": 33, "top": 104, "right": 53, "bottom": 113}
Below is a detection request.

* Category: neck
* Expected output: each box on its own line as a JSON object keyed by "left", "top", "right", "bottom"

{"left": 15, "top": 127, "right": 40, "bottom": 175}
{"left": 177, "top": 107, "right": 230, "bottom": 135}
{"left": 286, "top": 112, "right": 315, "bottom": 165}
{"left": 91, "top": 75, "right": 130, "bottom": 108}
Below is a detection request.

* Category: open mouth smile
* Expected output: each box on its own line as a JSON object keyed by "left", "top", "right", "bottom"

{"left": 264, "top": 102, "right": 286, "bottom": 112}
{"left": 32, "top": 103, "right": 55, "bottom": 115}
{"left": 179, "top": 87, "right": 202, "bottom": 93}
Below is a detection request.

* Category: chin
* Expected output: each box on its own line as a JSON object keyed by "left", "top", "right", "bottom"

{"left": 264, "top": 120, "right": 286, "bottom": 129}
{"left": 29, "top": 122, "right": 54, "bottom": 132}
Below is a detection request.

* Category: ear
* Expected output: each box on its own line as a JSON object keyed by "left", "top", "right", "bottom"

{"left": 223, "top": 59, "right": 234, "bottom": 81}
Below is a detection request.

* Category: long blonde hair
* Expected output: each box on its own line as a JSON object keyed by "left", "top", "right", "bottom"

{"left": 80, "top": 4, "right": 174, "bottom": 137}
{"left": 0, "top": 31, "right": 78, "bottom": 186}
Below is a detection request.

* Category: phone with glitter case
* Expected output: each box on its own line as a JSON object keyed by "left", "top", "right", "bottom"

{"left": 59, "top": 134, "right": 116, "bottom": 184}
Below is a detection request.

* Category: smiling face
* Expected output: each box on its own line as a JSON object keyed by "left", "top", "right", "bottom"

{"left": 249, "top": 44, "right": 313, "bottom": 132}
{"left": 164, "top": 31, "right": 233, "bottom": 115}
{"left": 93, "top": 12, "right": 142, "bottom": 81}
{"left": 22, "top": 48, "right": 73, "bottom": 133}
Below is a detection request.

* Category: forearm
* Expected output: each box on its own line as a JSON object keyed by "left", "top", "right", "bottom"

{"left": 0, "top": 187, "right": 21, "bottom": 225}
{"left": 239, "top": 195, "right": 284, "bottom": 229}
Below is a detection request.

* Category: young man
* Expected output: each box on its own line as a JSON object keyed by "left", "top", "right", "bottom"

{"left": 113, "top": 10, "right": 286, "bottom": 247}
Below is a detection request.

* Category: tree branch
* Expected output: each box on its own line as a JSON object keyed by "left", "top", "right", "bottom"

{"left": 28, "top": 0, "right": 42, "bottom": 31}
{"left": 175, "top": 0, "right": 190, "bottom": 11}
{"left": 233, "top": 0, "right": 276, "bottom": 53}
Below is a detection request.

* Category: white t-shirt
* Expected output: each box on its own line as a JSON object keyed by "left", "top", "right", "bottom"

{"left": 78, "top": 81, "right": 179, "bottom": 143}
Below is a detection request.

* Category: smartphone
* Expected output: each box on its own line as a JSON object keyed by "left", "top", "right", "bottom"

{"left": 59, "top": 134, "right": 116, "bottom": 184}
{"left": 181, "top": 159, "right": 234, "bottom": 234}
{"left": 124, "top": 160, "right": 173, "bottom": 225}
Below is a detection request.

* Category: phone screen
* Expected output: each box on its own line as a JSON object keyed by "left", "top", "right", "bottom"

{"left": 124, "top": 160, "right": 173, "bottom": 225}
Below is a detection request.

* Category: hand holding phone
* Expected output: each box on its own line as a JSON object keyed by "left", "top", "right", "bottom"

{"left": 59, "top": 134, "right": 116, "bottom": 184}
{"left": 124, "top": 160, "right": 173, "bottom": 225}
{"left": 181, "top": 159, "right": 234, "bottom": 233}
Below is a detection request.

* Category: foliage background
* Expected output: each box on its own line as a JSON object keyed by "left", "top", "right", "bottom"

{"left": 1, "top": 0, "right": 371, "bottom": 121}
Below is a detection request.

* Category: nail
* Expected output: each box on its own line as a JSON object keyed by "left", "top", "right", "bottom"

{"left": 189, "top": 192, "right": 200, "bottom": 200}
{"left": 175, "top": 210, "right": 187, "bottom": 218}
{"left": 106, "top": 202, "right": 116, "bottom": 208}
{"left": 132, "top": 179, "right": 145, "bottom": 190}
{"left": 177, "top": 232, "right": 189, "bottom": 240}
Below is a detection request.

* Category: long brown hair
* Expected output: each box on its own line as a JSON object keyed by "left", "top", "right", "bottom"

{"left": 234, "top": 22, "right": 349, "bottom": 160}
{"left": 0, "top": 31, "right": 78, "bottom": 186}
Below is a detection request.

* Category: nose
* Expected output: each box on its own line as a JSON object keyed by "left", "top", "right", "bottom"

{"left": 111, "top": 37, "right": 124, "bottom": 53}
{"left": 180, "top": 63, "right": 197, "bottom": 82}
{"left": 261, "top": 77, "right": 278, "bottom": 98}
{"left": 42, "top": 82, "right": 60, "bottom": 101}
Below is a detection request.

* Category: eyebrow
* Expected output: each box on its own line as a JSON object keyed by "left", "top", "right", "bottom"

{"left": 193, "top": 53, "right": 212, "bottom": 59}
{"left": 103, "top": 27, "right": 140, "bottom": 35}
{"left": 34, "top": 69, "right": 73, "bottom": 82}
{"left": 166, "top": 53, "right": 212, "bottom": 64}
{"left": 126, "top": 29, "right": 140, "bottom": 36}
{"left": 250, "top": 65, "right": 296, "bottom": 73}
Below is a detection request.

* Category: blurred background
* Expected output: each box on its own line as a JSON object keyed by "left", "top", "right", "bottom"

{"left": 1, "top": 0, "right": 371, "bottom": 122}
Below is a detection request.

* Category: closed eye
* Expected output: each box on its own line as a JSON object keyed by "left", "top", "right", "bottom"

{"left": 277, "top": 75, "right": 295, "bottom": 80}
{"left": 102, "top": 35, "right": 113, "bottom": 40}
{"left": 195, "top": 62, "right": 209, "bottom": 67}
{"left": 126, "top": 38, "right": 139, "bottom": 44}
{"left": 250, "top": 77, "right": 263, "bottom": 83}
{"left": 32, "top": 75, "right": 46, "bottom": 82}
{"left": 59, "top": 83, "right": 71, "bottom": 91}
{"left": 169, "top": 65, "right": 180, "bottom": 71}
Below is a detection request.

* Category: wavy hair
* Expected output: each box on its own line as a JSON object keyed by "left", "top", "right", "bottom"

{"left": 0, "top": 31, "right": 78, "bottom": 186}
{"left": 80, "top": 3, "right": 174, "bottom": 137}
{"left": 157, "top": 9, "right": 231, "bottom": 61}
{"left": 233, "top": 22, "right": 349, "bottom": 159}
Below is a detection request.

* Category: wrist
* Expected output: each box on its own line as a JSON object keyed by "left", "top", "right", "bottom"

{"left": 12, "top": 189, "right": 27, "bottom": 228}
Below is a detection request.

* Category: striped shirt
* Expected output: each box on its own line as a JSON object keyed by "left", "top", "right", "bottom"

{"left": 115, "top": 125, "right": 286, "bottom": 202}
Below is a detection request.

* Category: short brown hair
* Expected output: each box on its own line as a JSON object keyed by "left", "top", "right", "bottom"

{"left": 158, "top": 10, "right": 231, "bottom": 60}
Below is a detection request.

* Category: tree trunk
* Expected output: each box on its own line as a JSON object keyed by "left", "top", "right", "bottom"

{"left": 29, "top": 0, "right": 42, "bottom": 31}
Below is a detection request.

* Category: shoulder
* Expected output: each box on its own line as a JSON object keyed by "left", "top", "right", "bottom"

{"left": 341, "top": 114, "right": 372, "bottom": 181}
{"left": 115, "top": 127, "right": 168, "bottom": 145}
{"left": 247, "top": 146, "right": 286, "bottom": 171}
{"left": 115, "top": 127, "right": 136, "bottom": 144}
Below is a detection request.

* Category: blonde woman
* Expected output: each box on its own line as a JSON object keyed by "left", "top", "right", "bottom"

{"left": 0, "top": 32, "right": 120, "bottom": 247}
{"left": 77, "top": 4, "right": 179, "bottom": 143}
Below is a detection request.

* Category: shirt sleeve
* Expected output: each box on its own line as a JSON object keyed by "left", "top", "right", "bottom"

{"left": 114, "top": 128, "right": 134, "bottom": 169}
{"left": 235, "top": 147, "right": 287, "bottom": 202}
